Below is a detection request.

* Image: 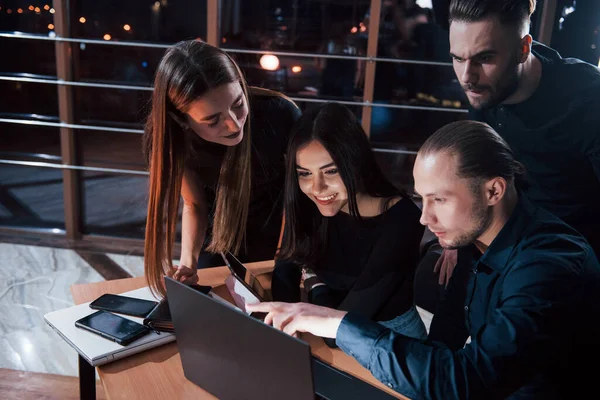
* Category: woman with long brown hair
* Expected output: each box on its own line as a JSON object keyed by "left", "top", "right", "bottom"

{"left": 143, "top": 40, "right": 300, "bottom": 296}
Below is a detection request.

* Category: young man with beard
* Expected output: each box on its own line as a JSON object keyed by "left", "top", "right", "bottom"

{"left": 434, "top": 0, "right": 600, "bottom": 284}
{"left": 248, "top": 121, "right": 600, "bottom": 399}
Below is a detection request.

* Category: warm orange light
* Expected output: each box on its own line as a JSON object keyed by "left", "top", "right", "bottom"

{"left": 351, "top": 27, "right": 358, "bottom": 33}
{"left": 34, "top": 7, "right": 41, "bottom": 13}
{"left": 103, "top": 34, "right": 112, "bottom": 41}
{"left": 44, "top": 5, "right": 50, "bottom": 10}
{"left": 359, "top": 25, "right": 367, "bottom": 32}
{"left": 291, "top": 66, "right": 302, "bottom": 73}
{"left": 17, "top": 8, "right": 23, "bottom": 14}
{"left": 28, "top": 5, "right": 34, "bottom": 11}
{"left": 222, "top": 37, "right": 227, "bottom": 43}
{"left": 6, "top": 8, "right": 12, "bottom": 14}
{"left": 259, "top": 54, "right": 280, "bottom": 71}
{"left": 47, "top": 23, "right": 54, "bottom": 30}
{"left": 49, "top": 8, "right": 55, "bottom": 14}
{"left": 79, "top": 17, "right": 86, "bottom": 23}
{"left": 123, "top": 24, "right": 131, "bottom": 31}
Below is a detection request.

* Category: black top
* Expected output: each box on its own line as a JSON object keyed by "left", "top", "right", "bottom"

{"left": 336, "top": 195, "right": 600, "bottom": 399}
{"left": 470, "top": 42, "right": 600, "bottom": 256}
{"left": 274, "top": 197, "right": 424, "bottom": 323}
{"left": 187, "top": 93, "right": 301, "bottom": 267}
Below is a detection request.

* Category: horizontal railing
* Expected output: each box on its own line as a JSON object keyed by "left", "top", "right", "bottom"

{"left": 0, "top": 74, "right": 467, "bottom": 114}
{"left": 0, "top": 31, "right": 454, "bottom": 66}
{"left": 0, "top": 159, "right": 149, "bottom": 175}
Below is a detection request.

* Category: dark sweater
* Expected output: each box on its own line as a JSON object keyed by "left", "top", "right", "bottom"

{"left": 273, "top": 197, "right": 424, "bottom": 322}
{"left": 187, "top": 93, "right": 301, "bottom": 268}
{"left": 470, "top": 42, "right": 600, "bottom": 256}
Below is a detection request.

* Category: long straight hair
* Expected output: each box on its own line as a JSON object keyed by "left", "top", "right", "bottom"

{"left": 143, "top": 40, "right": 251, "bottom": 297}
{"left": 278, "top": 102, "right": 402, "bottom": 268}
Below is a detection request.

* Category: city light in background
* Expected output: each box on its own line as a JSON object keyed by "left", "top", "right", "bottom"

{"left": 259, "top": 54, "right": 280, "bottom": 71}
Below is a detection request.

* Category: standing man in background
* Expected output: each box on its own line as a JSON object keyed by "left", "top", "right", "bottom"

{"left": 436, "top": 0, "right": 600, "bottom": 284}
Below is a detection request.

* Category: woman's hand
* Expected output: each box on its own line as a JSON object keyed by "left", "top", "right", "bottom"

{"left": 168, "top": 264, "right": 199, "bottom": 285}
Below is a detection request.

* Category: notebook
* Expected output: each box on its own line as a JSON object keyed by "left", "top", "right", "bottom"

{"left": 44, "top": 286, "right": 176, "bottom": 366}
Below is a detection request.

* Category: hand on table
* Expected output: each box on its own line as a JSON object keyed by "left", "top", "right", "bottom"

{"left": 246, "top": 301, "right": 347, "bottom": 339}
{"left": 433, "top": 249, "right": 457, "bottom": 287}
{"left": 168, "top": 264, "right": 199, "bottom": 285}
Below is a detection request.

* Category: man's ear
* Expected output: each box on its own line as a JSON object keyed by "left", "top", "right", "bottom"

{"left": 519, "top": 34, "right": 533, "bottom": 63}
{"left": 485, "top": 178, "right": 507, "bottom": 206}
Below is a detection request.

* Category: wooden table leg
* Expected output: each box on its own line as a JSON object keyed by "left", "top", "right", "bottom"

{"left": 78, "top": 355, "right": 96, "bottom": 400}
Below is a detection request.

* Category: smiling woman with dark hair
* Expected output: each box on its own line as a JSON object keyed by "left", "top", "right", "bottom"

{"left": 272, "top": 102, "right": 426, "bottom": 343}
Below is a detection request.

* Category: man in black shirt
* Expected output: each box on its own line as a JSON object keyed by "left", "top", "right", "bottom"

{"left": 248, "top": 121, "right": 600, "bottom": 399}
{"left": 449, "top": 0, "right": 600, "bottom": 255}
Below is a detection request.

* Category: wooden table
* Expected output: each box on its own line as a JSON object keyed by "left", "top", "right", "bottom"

{"left": 71, "top": 260, "right": 405, "bottom": 399}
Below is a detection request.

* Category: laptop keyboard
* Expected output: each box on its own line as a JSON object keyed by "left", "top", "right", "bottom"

{"left": 312, "top": 358, "right": 397, "bottom": 400}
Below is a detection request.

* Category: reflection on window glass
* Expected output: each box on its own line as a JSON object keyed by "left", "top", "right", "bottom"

{"left": 0, "top": 126, "right": 63, "bottom": 230}
{"left": 72, "top": 0, "right": 206, "bottom": 43}
{"left": 375, "top": 0, "right": 450, "bottom": 61}
{"left": 369, "top": 106, "right": 466, "bottom": 148}
{"left": 75, "top": 44, "right": 164, "bottom": 85}
{"left": 81, "top": 172, "right": 148, "bottom": 239}
{"left": 0, "top": 81, "right": 59, "bottom": 118}
{"left": 220, "top": 0, "right": 370, "bottom": 55}
{"left": 0, "top": 165, "right": 65, "bottom": 230}
{"left": 0, "top": 39, "right": 57, "bottom": 77}
{"left": 0, "top": 125, "right": 61, "bottom": 162}
{"left": 0, "top": 3, "right": 56, "bottom": 35}
{"left": 73, "top": 87, "right": 151, "bottom": 126}
{"left": 234, "top": 55, "right": 363, "bottom": 101}
{"left": 76, "top": 130, "right": 146, "bottom": 171}
{"left": 372, "top": 63, "right": 465, "bottom": 107}
{"left": 551, "top": 0, "right": 600, "bottom": 65}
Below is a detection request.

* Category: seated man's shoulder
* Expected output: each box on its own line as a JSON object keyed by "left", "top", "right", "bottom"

{"left": 515, "top": 208, "right": 593, "bottom": 273}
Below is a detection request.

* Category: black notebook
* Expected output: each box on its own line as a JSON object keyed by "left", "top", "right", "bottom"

{"left": 143, "top": 284, "right": 212, "bottom": 333}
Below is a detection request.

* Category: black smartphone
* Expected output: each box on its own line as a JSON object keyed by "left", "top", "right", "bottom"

{"left": 90, "top": 293, "right": 158, "bottom": 317}
{"left": 220, "top": 251, "right": 271, "bottom": 301}
{"left": 75, "top": 310, "right": 152, "bottom": 346}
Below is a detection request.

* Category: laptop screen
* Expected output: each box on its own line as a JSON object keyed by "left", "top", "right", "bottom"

{"left": 165, "top": 276, "right": 315, "bottom": 400}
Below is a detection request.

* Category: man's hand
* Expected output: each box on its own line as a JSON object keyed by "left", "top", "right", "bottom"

{"left": 246, "top": 302, "right": 347, "bottom": 339}
{"left": 168, "top": 264, "right": 199, "bottom": 285}
{"left": 433, "top": 249, "right": 458, "bottom": 287}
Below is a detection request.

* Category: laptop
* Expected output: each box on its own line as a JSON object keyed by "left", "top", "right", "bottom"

{"left": 165, "top": 276, "right": 397, "bottom": 400}
{"left": 44, "top": 287, "right": 176, "bottom": 366}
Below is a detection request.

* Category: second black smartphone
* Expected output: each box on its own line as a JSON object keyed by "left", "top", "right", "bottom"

{"left": 90, "top": 293, "right": 158, "bottom": 317}
{"left": 75, "top": 310, "right": 151, "bottom": 346}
